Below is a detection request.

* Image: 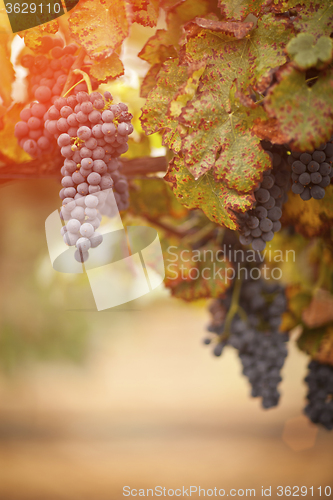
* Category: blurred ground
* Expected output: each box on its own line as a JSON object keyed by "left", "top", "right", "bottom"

{"left": 0, "top": 299, "right": 332, "bottom": 500}
{"left": 0, "top": 180, "right": 332, "bottom": 499}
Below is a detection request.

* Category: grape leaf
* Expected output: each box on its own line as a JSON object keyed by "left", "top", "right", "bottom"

{"left": 182, "top": 14, "right": 292, "bottom": 104}
{"left": 184, "top": 17, "right": 254, "bottom": 40}
{"left": 294, "top": 1, "right": 333, "bottom": 41}
{"left": 129, "top": 178, "right": 188, "bottom": 220}
{"left": 165, "top": 156, "right": 254, "bottom": 229}
{"left": 68, "top": 0, "right": 129, "bottom": 61}
{"left": 89, "top": 53, "right": 124, "bottom": 82}
{"left": 166, "top": 0, "right": 213, "bottom": 45}
{"left": 264, "top": 65, "right": 333, "bottom": 151}
{"left": 179, "top": 90, "right": 271, "bottom": 190}
{"left": 140, "top": 64, "right": 162, "bottom": 98}
{"left": 128, "top": 0, "right": 159, "bottom": 27}
{"left": 298, "top": 324, "right": 333, "bottom": 366}
{"left": 282, "top": 187, "right": 333, "bottom": 239}
{"left": 164, "top": 241, "right": 233, "bottom": 301}
{"left": 302, "top": 291, "right": 333, "bottom": 329}
{"left": 140, "top": 58, "right": 188, "bottom": 150}
{"left": 18, "top": 20, "right": 58, "bottom": 51}
{"left": 138, "top": 29, "right": 177, "bottom": 64}
{"left": 287, "top": 34, "right": 333, "bottom": 69}
{"left": 218, "top": 0, "right": 265, "bottom": 21}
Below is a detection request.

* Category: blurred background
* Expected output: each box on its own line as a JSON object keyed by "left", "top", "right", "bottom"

{"left": 0, "top": 178, "right": 332, "bottom": 500}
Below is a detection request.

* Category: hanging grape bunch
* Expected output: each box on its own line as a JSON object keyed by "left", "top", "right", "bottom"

{"left": 289, "top": 138, "right": 333, "bottom": 200}
{"left": 204, "top": 277, "right": 289, "bottom": 409}
{"left": 52, "top": 88, "right": 133, "bottom": 263}
{"left": 304, "top": 360, "right": 333, "bottom": 430}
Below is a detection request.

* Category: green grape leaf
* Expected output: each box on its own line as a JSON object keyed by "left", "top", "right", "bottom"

{"left": 129, "top": 178, "right": 189, "bottom": 220}
{"left": 298, "top": 323, "right": 333, "bottom": 366}
{"left": 165, "top": 156, "right": 254, "bottom": 229}
{"left": 68, "top": 0, "right": 129, "bottom": 61}
{"left": 179, "top": 91, "right": 271, "bottom": 190}
{"left": 128, "top": 0, "right": 159, "bottom": 27}
{"left": 140, "top": 59, "right": 188, "bottom": 150}
{"left": 18, "top": 20, "right": 58, "bottom": 51}
{"left": 164, "top": 242, "right": 233, "bottom": 301}
{"left": 265, "top": 65, "right": 333, "bottom": 151}
{"left": 138, "top": 29, "right": 177, "bottom": 64}
{"left": 287, "top": 33, "right": 333, "bottom": 69}
{"left": 294, "top": 1, "right": 333, "bottom": 41}
{"left": 218, "top": 0, "right": 265, "bottom": 21}
{"left": 89, "top": 53, "right": 124, "bottom": 82}
{"left": 182, "top": 13, "right": 292, "bottom": 103}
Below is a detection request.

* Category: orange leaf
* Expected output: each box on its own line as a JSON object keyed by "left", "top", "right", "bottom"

{"left": 18, "top": 20, "right": 59, "bottom": 51}
{"left": 128, "top": 0, "right": 159, "bottom": 27}
{"left": 0, "top": 34, "right": 15, "bottom": 107}
{"left": 69, "top": 0, "right": 129, "bottom": 61}
{"left": 89, "top": 52, "right": 124, "bottom": 82}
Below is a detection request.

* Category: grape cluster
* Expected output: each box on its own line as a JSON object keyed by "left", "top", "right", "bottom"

{"left": 289, "top": 139, "right": 333, "bottom": 200}
{"left": 52, "top": 90, "right": 132, "bottom": 263}
{"left": 304, "top": 360, "right": 333, "bottom": 430}
{"left": 237, "top": 143, "right": 290, "bottom": 252}
{"left": 14, "top": 35, "right": 97, "bottom": 157}
{"left": 204, "top": 277, "right": 289, "bottom": 409}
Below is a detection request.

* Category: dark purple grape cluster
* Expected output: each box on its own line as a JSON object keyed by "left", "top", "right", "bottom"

{"left": 289, "top": 139, "right": 333, "bottom": 200}
{"left": 237, "top": 143, "right": 290, "bottom": 252}
{"left": 14, "top": 35, "right": 98, "bottom": 157}
{"left": 204, "top": 277, "right": 289, "bottom": 409}
{"left": 51, "top": 90, "right": 132, "bottom": 263}
{"left": 304, "top": 360, "right": 333, "bottom": 430}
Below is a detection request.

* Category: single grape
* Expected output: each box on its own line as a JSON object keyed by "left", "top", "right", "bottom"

{"left": 57, "top": 133, "right": 71, "bottom": 147}
{"left": 76, "top": 237, "right": 91, "bottom": 252}
{"left": 67, "top": 219, "right": 81, "bottom": 233}
{"left": 85, "top": 194, "right": 99, "bottom": 208}
{"left": 259, "top": 218, "right": 273, "bottom": 232}
{"left": 255, "top": 189, "right": 270, "bottom": 203}
{"left": 310, "top": 172, "right": 322, "bottom": 184}
{"left": 300, "top": 153, "right": 311, "bottom": 165}
{"left": 252, "top": 238, "right": 266, "bottom": 252}
{"left": 80, "top": 223, "right": 95, "bottom": 238}
{"left": 77, "top": 126, "right": 92, "bottom": 141}
{"left": 87, "top": 172, "right": 101, "bottom": 186}
{"left": 299, "top": 172, "right": 311, "bottom": 185}
{"left": 311, "top": 185, "right": 325, "bottom": 200}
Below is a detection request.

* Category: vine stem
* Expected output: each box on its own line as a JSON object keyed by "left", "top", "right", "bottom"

{"left": 61, "top": 48, "right": 87, "bottom": 97}
{"left": 72, "top": 69, "right": 93, "bottom": 95}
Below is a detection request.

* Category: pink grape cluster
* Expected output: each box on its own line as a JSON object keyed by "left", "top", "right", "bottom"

{"left": 14, "top": 35, "right": 98, "bottom": 158}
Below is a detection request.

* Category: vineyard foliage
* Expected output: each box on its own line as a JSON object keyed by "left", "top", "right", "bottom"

{"left": 0, "top": 0, "right": 333, "bottom": 379}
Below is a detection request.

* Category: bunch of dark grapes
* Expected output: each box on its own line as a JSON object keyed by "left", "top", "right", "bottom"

{"left": 289, "top": 138, "right": 333, "bottom": 201}
{"left": 304, "top": 360, "right": 333, "bottom": 430}
{"left": 50, "top": 90, "right": 132, "bottom": 263}
{"left": 237, "top": 143, "right": 290, "bottom": 252}
{"left": 14, "top": 35, "right": 98, "bottom": 157}
{"left": 204, "top": 277, "right": 289, "bottom": 409}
